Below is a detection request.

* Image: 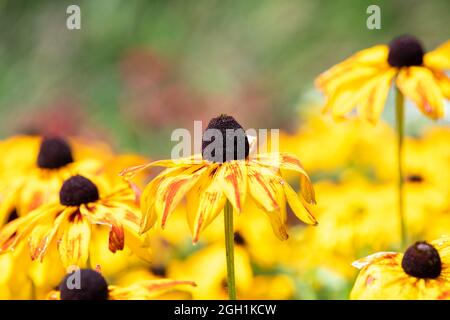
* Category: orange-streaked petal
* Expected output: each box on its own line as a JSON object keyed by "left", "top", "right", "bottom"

{"left": 119, "top": 155, "right": 206, "bottom": 180}
{"left": 433, "top": 71, "right": 450, "bottom": 99}
{"left": 282, "top": 181, "right": 317, "bottom": 225}
{"left": 247, "top": 165, "right": 280, "bottom": 212}
{"left": 187, "top": 169, "right": 226, "bottom": 243}
{"left": 251, "top": 153, "right": 316, "bottom": 203}
{"left": 155, "top": 165, "right": 208, "bottom": 229}
{"left": 108, "top": 224, "right": 125, "bottom": 253}
{"left": 57, "top": 212, "right": 91, "bottom": 267}
{"left": 0, "top": 204, "right": 62, "bottom": 254}
{"left": 28, "top": 207, "right": 73, "bottom": 261}
{"left": 397, "top": 67, "right": 445, "bottom": 119}
{"left": 358, "top": 68, "right": 397, "bottom": 123}
{"left": 217, "top": 161, "right": 247, "bottom": 213}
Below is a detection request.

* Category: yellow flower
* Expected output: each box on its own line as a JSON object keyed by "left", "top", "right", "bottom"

{"left": 0, "top": 136, "right": 104, "bottom": 224}
{"left": 316, "top": 36, "right": 449, "bottom": 122}
{"left": 167, "top": 244, "right": 253, "bottom": 300}
{"left": 46, "top": 268, "right": 195, "bottom": 300}
{"left": 0, "top": 175, "right": 150, "bottom": 268}
{"left": 121, "top": 115, "right": 317, "bottom": 242}
{"left": 350, "top": 237, "right": 450, "bottom": 300}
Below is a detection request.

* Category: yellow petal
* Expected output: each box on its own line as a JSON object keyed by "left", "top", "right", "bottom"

{"left": 109, "top": 280, "right": 196, "bottom": 300}
{"left": 0, "top": 204, "right": 61, "bottom": 253}
{"left": 424, "top": 40, "right": 450, "bottom": 70}
{"left": 316, "top": 45, "right": 389, "bottom": 90}
{"left": 358, "top": 68, "right": 397, "bottom": 123}
{"left": 187, "top": 169, "right": 226, "bottom": 243}
{"left": 119, "top": 155, "right": 206, "bottom": 179}
{"left": 217, "top": 161, "right": 247, "bottom": 213}
{"left": 247, "top": 165, "right": 280, "bottom": 212}
{"left": 123, "top": 227, "right": 152, "bottom": 263}
{"left": 28, "top": 208, "right": 72, "bottom": 261}
{"left": 282, "top": 181, "right": 317, "bottom": 225}
{"left": 433, "top": 71, "right": 450, "bottom": 99}
{"left": 57, "top": 212, "right": 91, "bottom": 267}
{"left": 154, "top": 165, "right": 208, "bottom": 229}
{"left": 397, "top": 67, "right": 445, "bottom": 119}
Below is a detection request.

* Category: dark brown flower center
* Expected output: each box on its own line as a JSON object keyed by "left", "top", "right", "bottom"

{"left": 60, "top": 269, "right": 109, "bottom": 300}
{"left": 37, "top": 137, "right": 74, "bottom": 169}
{"left": 60, "top": 175, "right": 99, "bottom": 206}
{"left": 388, "top": 35, "right": 424, "bottom": 67}
{"left": 401, "top": 241, "right": 441, "bottom": 279}
{"left": 233, "top": 232, "right": 246, "bottom": 246}
{"left": 405, "top": 174, "right": 424, "bottom": 183}
{"left": 202, "top": 115, "right": 249, "bottom": 163}
{"left": 150, "top": 265, "right": 167, "bottom": 277}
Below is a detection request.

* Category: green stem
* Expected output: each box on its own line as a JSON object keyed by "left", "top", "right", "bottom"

{"left": 395, "top": 88, "right": 407, "bottom": 249}
{"left": 224, "top": 200, "right": 237, "bottom": 300}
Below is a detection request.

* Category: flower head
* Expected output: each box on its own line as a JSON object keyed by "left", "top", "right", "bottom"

{"left": 350, "top": 237, "right": 450, "bottom": 299}
{"left": 48, "top": 268, "right": 196, "bottom": 300}
{"left": 121, "top": 115, "right": 317, "bottom": 243}
{"left": 316, "top": 36, "right": 450, "bottom": 122}
{"left": 0, "top": 136, "right": 104, "bottom": 224}
{"left": 0, "top": 175, "right": 150, "bottom": 267}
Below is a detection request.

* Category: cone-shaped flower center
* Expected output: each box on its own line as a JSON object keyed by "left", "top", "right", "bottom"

{"left": 405, "top": 174, "right": 424, "bottom": 183}
{"left": 60, "top": 269, "right": 109, "bottom": 300}
{"left": 233, "top": 232, "right": 246, "bottom": 246}
{"left": 202, "top": 115, "right": 249, "bottom": 163}
{"left": 60, "top": 175, "right": 99, "bottom": 206}
{"left": 401, "top": 241, "right": 441, "bottom": 279}
{"left": 37, "top": 137, "right": 74, "bottom": 169}
{"left": 388, "top": 35, "right": 424, "bottom": 67}
{"left": 150, "top": 265, "right": 167, "bottom": 277}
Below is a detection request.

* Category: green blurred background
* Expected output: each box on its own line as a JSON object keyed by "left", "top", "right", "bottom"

{"left": 0, "top": 0, "right": 449, "bottom": 156}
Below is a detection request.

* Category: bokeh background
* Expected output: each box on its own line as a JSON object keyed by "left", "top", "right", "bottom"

{"left": 0, "top": 0, "right": 449, "bottom": 300}
{"left": 1, "top": 0, "right": 449, "bottom": 155}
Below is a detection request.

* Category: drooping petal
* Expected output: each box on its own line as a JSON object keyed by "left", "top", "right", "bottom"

{"left": 155, "top": 165, "right": 209, "bottom": 229}
{"left": 131, "top": 165, "right": 187, "bottom": 234}
{"left": 397, "top": 67, "right": 445, "bottom": 119}
{"left": 254, "top": 153, "right": 316, "bottom": 204}
{"left": 433, "top": 71, "right": 450, "bottom": 99}
{"left": 217, "top": 161, "right": 247, "bottom": 213}
{"left": 57, "top": 212, "right": 91, "bottom": 267}
{"left": 316, "top": 45, "right": 389, "bottom": 90}
{"left": 327, "top": 69, "right": 394, "bottom": 120}
{"left": 0, "top": 204, "right": 62, "bottom": 253}
{"left": 247, "top": 165, "right": 280, "bottom": 212}
{"left": 186, "top": 168, "right": 226, "bottom": 243}
{"left": 28, "top": 207, "right": 73, "bottom": 261}
{"left": 424, "top": 40, "right": 450, "bottom": 70}
{"left": 358, "top": 68, "right": 397, "bottom": 123}
{"left": 123, "top": 227, "right": 152, "bottom": 263}
{"left": 282, "top": 181, "right": 317, "bottom": 226}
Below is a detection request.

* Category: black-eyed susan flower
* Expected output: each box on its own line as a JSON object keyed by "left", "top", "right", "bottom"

{"left": 0, "top": 136, "right": 103, "bottom": 224}
{"left": 0, "top": 174, "right": 151, "bottom": 268}
{"left": 47, "top": 268, "right": 195, "bottom": 300}
{"left": 121, "top": 114, "right": 317, "bottom": 300}
{"left": 316, "top": 36, "right": 449, "bottom": 249}
{"left": 316, "top": 36, "right": 449, "bottom": 122}
{"left": 350, "top": 237, "right": 450, "bottom": 300}
{"left": 121, "top": 114, "right": 317, "bottom": 243}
